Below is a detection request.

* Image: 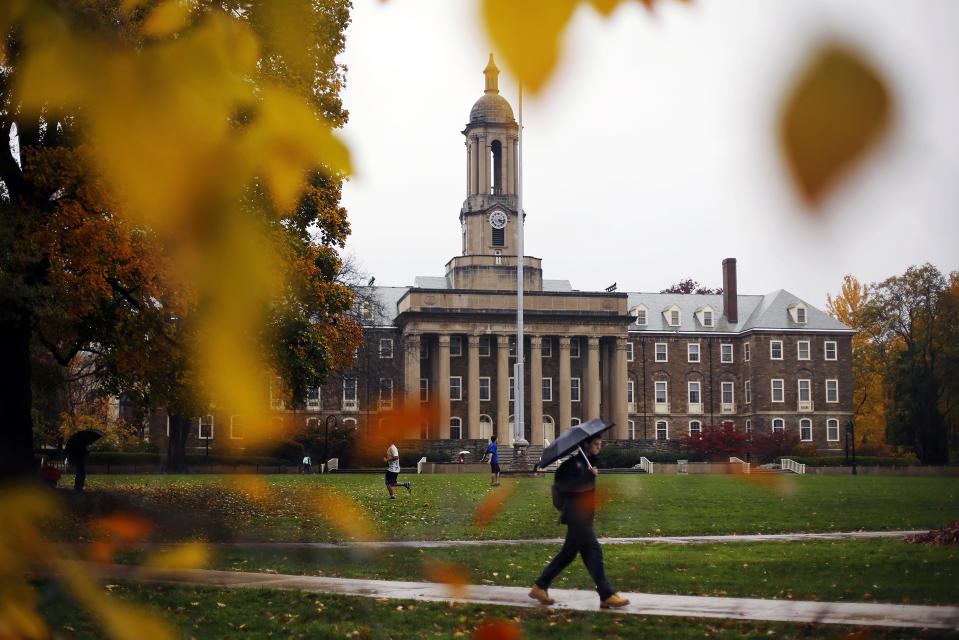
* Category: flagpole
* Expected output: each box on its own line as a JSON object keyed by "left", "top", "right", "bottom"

{"left": 513, "top": 79, "right": 527, "bottom": 450}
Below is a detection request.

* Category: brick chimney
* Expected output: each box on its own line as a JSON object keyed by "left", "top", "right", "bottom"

{"left": 722, "top": 258, "right": 738, "bottom": 324}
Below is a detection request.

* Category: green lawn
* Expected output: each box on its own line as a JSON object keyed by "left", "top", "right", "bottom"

{"left": 34, "top": 474, "right": 959, "bottom": 639}
{"left": 66, "top": 473, "right": 959, "bottom": 542}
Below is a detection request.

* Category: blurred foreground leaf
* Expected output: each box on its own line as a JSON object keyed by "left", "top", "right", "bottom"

{"left": 779, "top": 43, "right": 893, "bottom": 207}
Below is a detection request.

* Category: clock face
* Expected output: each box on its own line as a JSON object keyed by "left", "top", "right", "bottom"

{"left": 489, "top": 210, "right": 508, "bottom": 230}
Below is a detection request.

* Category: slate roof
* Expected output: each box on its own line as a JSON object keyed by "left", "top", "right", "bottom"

{"left": 625, "top": 290, "right": 852, "bottom": 334}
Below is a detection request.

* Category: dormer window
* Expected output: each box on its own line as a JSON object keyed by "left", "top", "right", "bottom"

{"left": 788, "top": 302, "right": 808, "bottom": 324}
{"left": 632, "top": 305, "right": 648, "bottom": 326}
{"left": 695, "top": 305, "right": 716, "bottom": 328}
{"left": 664, "top": 304, "right": 682, "bottom": 327}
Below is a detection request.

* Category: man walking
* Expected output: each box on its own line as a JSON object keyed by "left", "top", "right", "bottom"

{"left": 384, "top": 442, "right": 412, "bottom": 499}
{"left": 528, "top": 435, "right": 629, "bottom": 609}
{"left": 482, "top": 434, "right": 500, "bottom": 487}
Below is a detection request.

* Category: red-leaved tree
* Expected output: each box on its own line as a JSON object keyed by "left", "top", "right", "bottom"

{"left": 680, "top": 422, "right": 750, "bottom": 460}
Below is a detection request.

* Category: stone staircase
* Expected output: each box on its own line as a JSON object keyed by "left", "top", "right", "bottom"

{"left": 497, "top": 444, "right": 563, "bottom": 472}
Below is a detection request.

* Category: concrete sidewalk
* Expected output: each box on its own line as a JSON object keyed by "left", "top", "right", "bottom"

{"left": 100, "top": 565, "right": 959, "bottom": 630}
{"left": 209, "top": 529, "right": 925, "bottom": 550}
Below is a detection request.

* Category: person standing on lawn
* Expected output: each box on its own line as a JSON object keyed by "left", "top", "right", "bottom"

{"left": 482, "top": 434, "right": 500, "bottom": 486}
{"left": 384, "top": 442, "right": 412, "bottom": 499}
{"left": 528, "top": 435, "right": 629, "bottom": 609}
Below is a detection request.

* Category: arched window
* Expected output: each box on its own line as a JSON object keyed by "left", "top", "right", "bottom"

{"left": 570, "top": 417, "right": 581, "bottom": 426}
{"left": 800, "top": 418, "right": 812, "bottom": 441}
{"left": 689, "top": 420, "right": 702, "bottom": 435}
{"left": 450, "top": 417, "right": 462, "bottom": 439}
{"left": 490, "top": 139, "right": 503, "bottom": 194}
{"left": 656, "top": 420, "right": 668, "bottom": 440}
{"left": 542, "top": 415, "right": 555, "bottom": 443}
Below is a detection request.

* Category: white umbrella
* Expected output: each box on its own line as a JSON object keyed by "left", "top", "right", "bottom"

{"left": 457, "top": 450, "right": 471, "bottom": 455}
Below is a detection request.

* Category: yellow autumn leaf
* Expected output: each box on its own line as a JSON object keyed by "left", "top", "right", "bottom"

{"left": 251, "top": 0, "right": 316, "bottom": 84}
{"left": 778, "top": 43, "right": 893, "bottom": 207}
{"left": 482, "top": 0, "right": 577, "bottom": 94}
{"left": 142, "top": 0, "right": 193, "bottom": 37}
{"left": 0, "top": 584, "right": 48, "bottom": 640}
{"left": 145, "top": 543, "right": 211, "bottom": 570}
{"left": 307, "top": 488, "right": 378, "bottom": 541}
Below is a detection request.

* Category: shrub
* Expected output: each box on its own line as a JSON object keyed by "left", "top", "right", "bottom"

{"left": 680, "top": 422, "right": 750, "bottom": 461}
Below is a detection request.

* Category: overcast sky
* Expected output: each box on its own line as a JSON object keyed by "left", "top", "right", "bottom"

{"left": 337, "top": 0, "right": 958, "bottom": 308}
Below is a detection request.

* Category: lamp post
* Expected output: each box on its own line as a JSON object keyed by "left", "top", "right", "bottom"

{"left": 324, "top": 415, "right": 337, "bottom": 470}
{"left": 845, "top": 419, "right": 857, "bottom": 475}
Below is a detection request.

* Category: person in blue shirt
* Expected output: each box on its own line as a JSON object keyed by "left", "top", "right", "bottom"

{"left": 482, "top": 435, "right": 500, "bottom": 487}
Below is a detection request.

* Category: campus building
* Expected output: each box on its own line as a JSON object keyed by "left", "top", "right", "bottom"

{"left": 313, "top": 56, "right": 855, "bottom": 456}
{"left": 163, "top": 57, "right": 854, "bottom": 457}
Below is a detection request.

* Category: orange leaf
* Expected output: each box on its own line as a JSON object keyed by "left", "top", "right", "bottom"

{"left": 89, "top": 512, "right": 154, "bottom": 543}
{"left": 779, "top": 43, "right": 893, "bottom": 207}
{"left": 423, "top": 561, "right": 470, "bottom": 598}
{"left": 473, "top": 619, "right": 522, "bottom": 640}
{"left": 473, "top": 483, "right": 516, "bottom": 528}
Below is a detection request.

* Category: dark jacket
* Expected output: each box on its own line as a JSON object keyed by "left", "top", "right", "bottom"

{"left": 553, "top": 453, "right": 596, "bottom": 525}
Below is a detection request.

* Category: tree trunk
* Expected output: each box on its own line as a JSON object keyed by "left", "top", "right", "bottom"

{"left": 0, "top": 311, "right": 37, "bottom": 479}
{"left": 166, "top": 412, "right": 190, "bottom": 472}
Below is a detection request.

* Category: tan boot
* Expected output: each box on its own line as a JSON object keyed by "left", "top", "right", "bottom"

{"left": 600, "top": 593, "right": 630, "bottom": 609}
{"left": 528, "top": 584, "right": 555, "bottom": 605}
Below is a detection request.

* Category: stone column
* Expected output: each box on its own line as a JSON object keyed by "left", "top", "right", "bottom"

{"left": 403, "top": 333, "right": 421, "bottom": 409}
{"left": 558, "top": 337, "right": 571, "bottom": 431}
{"left": 437, "top": 335, "right": 451, "bottom": 439}
{"left": 586, "top": 337, "right": 600, "bottom": 421}
{"left": 601, "top": 340, "right": 612, "bottom": 419}
{"left": 467, "top": 334, "right": 480, "bottom": 440}
{"left": 529, "top": 336, "right": 543, "bottom": 447}
{"left": 496, "top": 334, "right": 510, "bottom": 440}
{"left": 612, "top": 337, "right": 629, "bottom": 439}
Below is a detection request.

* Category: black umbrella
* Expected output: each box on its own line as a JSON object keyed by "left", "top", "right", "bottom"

{"left": 65, "top": 429, "right": 104, "bottom": 453}
{"left": 536, "top": 419, "right": 615, "bottom": 470}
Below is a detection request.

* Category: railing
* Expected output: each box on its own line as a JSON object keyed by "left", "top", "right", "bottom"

{"left": 729, "top": 456, "right": 751, "bottom": 474}
{"left": 720, "top": 403, "right": 735, "bottom": 414}
{"left": 639, "top": 457, "right": 654, "bottom": 474}
{"left": 780, "top": 458, "right": 806, "bottom": 474}
{"left": 677, "top": 459, "right": 688, "bottom": 474}
{"left": 327, "top": 457, "right": 339, "bottom": 472}
{"left": 416, "top": 456, "right": 428, "bottom": 474}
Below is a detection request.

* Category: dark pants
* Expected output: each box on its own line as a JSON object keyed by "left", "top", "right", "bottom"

{"left": 535, "top": 521, "right": 614, "bottom": 600}
{"left": 74, "top": 462, "right": 87, "bottom": 492}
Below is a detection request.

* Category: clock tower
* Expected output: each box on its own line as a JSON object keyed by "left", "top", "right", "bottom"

{"left": 446, "top": 55, "right": 543, "bottom": 291}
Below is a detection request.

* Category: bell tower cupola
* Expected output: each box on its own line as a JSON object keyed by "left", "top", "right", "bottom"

{"left": 447, "top": 55, "right": 542, "bottom": 291}
{"left": 460, "top": 54, "right": 519, "bottom": 256}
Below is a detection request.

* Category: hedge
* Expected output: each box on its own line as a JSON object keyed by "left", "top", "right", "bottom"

{"left": 86, "top": 451, "right": 289, "bottom": 466}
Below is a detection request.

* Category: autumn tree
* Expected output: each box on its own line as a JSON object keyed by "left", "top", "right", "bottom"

{"left": 661, "top": 279, "right": 722, "bottom": 295}
{"left": 826, "top": 275, "right": 886, "bottom": 443}
{"left": 860, "top": 264, "right": 958, "bottom": 464}
{"left": 1, "top": 0, "right": 361, "bottom": 478}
